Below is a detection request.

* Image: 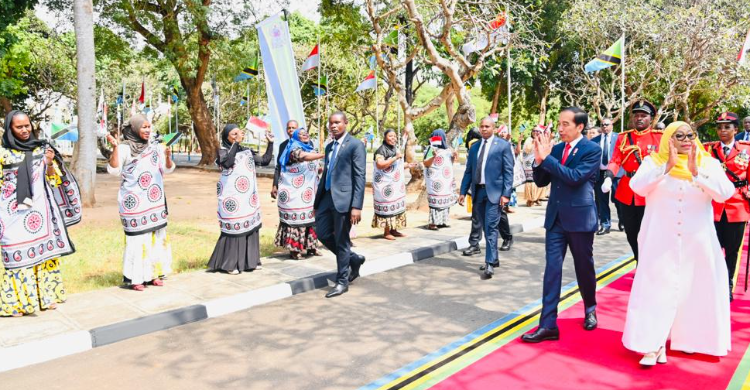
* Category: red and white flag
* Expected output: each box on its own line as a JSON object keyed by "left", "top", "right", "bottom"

{"left": 138, "top": 80, "right": 145, "bottom": 104}
{"left": 430, "top": 136, "right": 443, "bottom": 147}
{"left": 739, "top": 27, "right": 750, "bottom": 66}
{"left": 355, "top": 70, "right": 376, "bottom": 92}
{"left": 301, "top": 44, "right": 320, "bottom": 71}
{"left": 246, "top": 116, "right": 269, "bottom": 133}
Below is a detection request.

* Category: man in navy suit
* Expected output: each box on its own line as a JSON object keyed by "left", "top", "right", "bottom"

{"left": 521, "top": 107, "right": 601, "bottom": 343}
{"left": 314, "top": 112, "right": 366, "bottom": 298}
{"left": 459, "top": 117, "right": 515, "bottom": 279}
{"left": 591, "top": 118, "right": 620, "bottom": 235}
{"left": 735, "top": 116, "right": 750, "bottom": 141}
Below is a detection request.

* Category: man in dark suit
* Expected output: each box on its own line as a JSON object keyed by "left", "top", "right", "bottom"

{"left": 458, "top": 118, "right": 515, "bottom": 279}
{"left": 462, "top": 127, "right": 483, "bottom": 256}
{"left": 314, "top": 112, "right": 366, "bottom": 298}
{"left": 591, "top": 118, "right": 619, "bottom": 235}
{"left": 735, "top": 116, "right": 750, "bottom": 141}
{"left": 521, "top": 107, "right": 601, "bottom": 343}
{"left": 271, "top": 120, "right": 299, "bottom": 199}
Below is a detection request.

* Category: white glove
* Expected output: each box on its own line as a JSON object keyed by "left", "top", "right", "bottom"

{"left": 601, "top": 177, "right": 612, "bottom": 193}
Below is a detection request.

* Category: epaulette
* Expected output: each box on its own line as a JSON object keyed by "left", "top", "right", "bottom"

{"left": 738, "top": 140, "right": 750, "bottom": 146}
{"left": 704, "top": 141, "right": 719, "bottom": 146}
{"left": 620, "top": 129, "right": 635, "bottom": 134}
{"left": 651, "top": 129, "right": 664, "bottom": 133}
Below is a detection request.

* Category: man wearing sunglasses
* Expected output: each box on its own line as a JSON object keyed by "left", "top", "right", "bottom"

{"left": 601, "top": 100, "right": 663, "bottom": 262}
{"left": 705, "top": 112, "right": 750, "bottom": 301}
{"left": 591, "top": 118, "right": 622, "bottom": 235}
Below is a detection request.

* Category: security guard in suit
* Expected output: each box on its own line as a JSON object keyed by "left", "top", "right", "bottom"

{"left": 601, "top": 100, "right": 663, "bottom": 261}
{"left": 705, "top": 112, "right": 750, "bottom": 301}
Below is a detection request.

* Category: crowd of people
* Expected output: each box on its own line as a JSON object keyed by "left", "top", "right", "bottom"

{"left": 2, "top": 101, "right": 750, "bottom": 369}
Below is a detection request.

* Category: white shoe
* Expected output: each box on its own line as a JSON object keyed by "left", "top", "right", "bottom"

{"left": 640, "top": 347, "right": 666, "bottom": 366}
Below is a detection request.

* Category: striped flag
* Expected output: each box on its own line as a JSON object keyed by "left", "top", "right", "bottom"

{"left": 312, "top": 75, "right": 327, "bottom": 96}
{"left": 301, "top": 44, "right": 320, "bottom": 71}
{"left": 234, "top": 55, "right": 259, "bottom": 82}
{"left": 584, "top": 36, "right": 624, "bottom": 73}
{"left": 247, "top": 116, "right": 269, "bottom": 133}
{"left": 355, "top": 70, "right": 376, "bottom": 92}
{"left": 739, "top": 27, "right": 750, "bottom": 66}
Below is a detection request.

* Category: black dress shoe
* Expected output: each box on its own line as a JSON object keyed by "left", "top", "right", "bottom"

{"left": 583, "top": 311, "right": 598, "bottom": 330}
{"left": 462, "top": 246, "right": 481, "bottom": 256}
{"left": 325, "top": 283, "right": 348, "bottom": 298}
{"left": 482, "top": 264, "right": 494, "bottom": 279}
{"left": 479, "top": 261, "right": 499, "bottom": 270}
{"left": 499, "top": 238, "right": 513, "bottom": 251}
{"left": 521, "top": 327, "right": 560, "bottom": 343}
{"left": 348, "top": 254, "right": 366, "bottom": 283}
{"left": 596, "top": 227, "right": 610, "bottom": 236}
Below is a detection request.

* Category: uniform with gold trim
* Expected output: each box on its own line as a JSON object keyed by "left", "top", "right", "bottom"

{"left": 603, "top": 100, "right": 662, "bottom": 261}
{"left": 705, "top": 111, "right": 750, "bottom": 301}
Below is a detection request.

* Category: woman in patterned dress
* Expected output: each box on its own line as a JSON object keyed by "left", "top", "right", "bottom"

{"left": 423, "top": 129, "right": 458, "bottom": 230}
{"left": 274, "top": 128, "right": 324, "bottom": 260}
{"left": 371, "top": 129, "right": 414, "bottom": 240}
{"left": 208, "top": 124, "right": 273, "bottom": 274}
{"left": 106, "top": 115, "right": 175, "bottom": 290}
{"left": 0, "top": 110, "right": 78, "bottom": 316}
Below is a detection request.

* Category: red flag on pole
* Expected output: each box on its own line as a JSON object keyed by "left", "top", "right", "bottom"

{"left": 138, "top": 80, "right": 145, "bottom": 104}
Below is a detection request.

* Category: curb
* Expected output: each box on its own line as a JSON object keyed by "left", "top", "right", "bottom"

{"left": 0, "top": 216, "right": 545, "bottom": 372}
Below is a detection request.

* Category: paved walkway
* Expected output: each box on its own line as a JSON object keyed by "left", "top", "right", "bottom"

{"left": 0, "top": 203, "right": 546, "bottom": 351}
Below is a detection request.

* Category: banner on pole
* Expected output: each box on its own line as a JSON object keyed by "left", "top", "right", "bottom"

{"left": 257, "top": 13, "right": 307, "bottom": 154}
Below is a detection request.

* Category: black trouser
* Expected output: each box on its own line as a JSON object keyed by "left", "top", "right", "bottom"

{"left": 619, "top": 201, "right": 645, "bottom": 261}
{"left": 715, "top": 211, "right": 746, "bottom": 292}
{"left": 469, "top": 198, "right": 483, "bottom": 247}
{"left": 499, "top": 206, "right": 512, "bottom": 241}
{"left": 315, "top": 191, "right": 360, "bottom": 286}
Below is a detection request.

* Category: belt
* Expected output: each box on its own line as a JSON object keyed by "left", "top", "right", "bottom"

{"left": 475, "top": 184, "right": 486, "bottom": 189}
{"left": 733, "top": 180, "right": 748, "bottom": 188}
{"left": 625, "top": 171, "right": 637, "bottom": 178}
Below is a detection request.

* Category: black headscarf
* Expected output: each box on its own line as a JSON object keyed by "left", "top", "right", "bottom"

{"left": 2, "top": 110, "right": 46, "bottom": 207}
{"left": 374, "top": 129, "right": 398, "bottom": 160}
{"left": 217, "top": 124, "right": 247, "bottom": 169}
{"left": 122, "top": 114, "right": 150, "bottom": 157}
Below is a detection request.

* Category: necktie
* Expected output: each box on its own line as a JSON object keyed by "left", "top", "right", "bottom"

{"left": 724, "top": 146, "right": 731, "bottom": 158}
{"left": 325, "top": 140, "right": 339, "bottom": 191}
{"left": 474, "top": 140, "right": 487, "bottom": 185}
{"left": 561, "top": 143, "right": 572, "bottom": 165}
{"left": 602, "top": 134, "right": 609, "bottom": 165}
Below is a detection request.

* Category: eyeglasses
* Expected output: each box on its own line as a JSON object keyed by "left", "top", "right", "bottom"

{"left": 602, "top": 123, "right": 612, "bottom": 127}
{"left": 717, "top": 125, "right": 736, "bottom": 132}
{"left": 673, "top": 132, "right": 697, "bottom": 141}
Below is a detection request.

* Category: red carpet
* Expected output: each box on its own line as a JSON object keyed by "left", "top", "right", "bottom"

{"left": 431, "top": 266, "right": 750, "bottom": 390}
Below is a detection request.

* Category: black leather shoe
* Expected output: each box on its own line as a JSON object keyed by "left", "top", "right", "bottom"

{"left": 462, "top": 246, "right": 481, "bottom": 256}
{"left": 583, "top": 311, "right": 598, "bottom": 330}
{"left": 325, "top": 283, "right": 348, "bottom": 298}
{"left": 618, "top": 222, "right": 624, "bottom": 231}
{"left": 348, "top": 255, "right": 366, "bottom": 283}
{"left": 479, "top": 261, "right": 499, "bottom": 271}
{"left": 499, "top": 238, "right": 513, "bottom": 251}
{"left": 596, "top": 227, "right": 610, "bottom": 236}
{"left": 482, "top": 264, "right": 494, "bottom": 279}
{"left": 521, "top": 327, "right": 560, "bottom": 343}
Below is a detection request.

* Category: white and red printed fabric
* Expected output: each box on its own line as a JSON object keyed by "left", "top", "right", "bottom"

{"left": 217, "top": 149, "right": 262, "bottom": 234}
{"left": 0, "top": 147, "right": 74, "bottom": 269}
{"left": 278, "top": 158, "right": 319, "bottom": 226}
{"left": 425, "top": 148, "right": 457, "bottom": 210}
{"left": 372, "top": 159, "right": 406, "bottom": 217}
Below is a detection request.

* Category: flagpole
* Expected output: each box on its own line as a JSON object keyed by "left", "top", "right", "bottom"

{"left": 375, "top": 70, "right": 379, "bottom": 144}
{"left": 506, "top": 3, "right": 512, "bottom": 132}
{"left": 620, "top": 33, "right": 626, "bottom": 133}
{"left": 318, "top": 37, "right": 323, "bottom": 151}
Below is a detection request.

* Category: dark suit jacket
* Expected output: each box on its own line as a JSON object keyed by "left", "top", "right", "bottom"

{"left": 272, "top": 139, "right": 290, "bottom": 188}
{"left": 736, "top": 131, "right": 750, "bottom": 142}
{"left": 314, "top": 133, "right": 366, "bottom": 213}
{"left": 460, "top": 137, "right": 515, "bottom": 204}
{"left": 533, "top": 137, "right": 600, "bottom": 232}
{"left": 591, "top": 132, "right": 624, "bottom": 178}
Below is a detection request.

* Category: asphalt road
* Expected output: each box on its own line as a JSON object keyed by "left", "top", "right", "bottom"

{"left": 1, "top": 228, "right": 629, "bottom": 390}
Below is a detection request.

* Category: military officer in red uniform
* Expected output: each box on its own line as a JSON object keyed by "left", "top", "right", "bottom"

{"left": 601, "top": 100, "right": 663, "bottom": 261}
{"left": 705, "top": 111, "right": 750, "bottom": 301}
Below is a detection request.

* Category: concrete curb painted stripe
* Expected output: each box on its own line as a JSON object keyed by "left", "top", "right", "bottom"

{"left": 0, "top": 216, "right": 545, "bottom": 373}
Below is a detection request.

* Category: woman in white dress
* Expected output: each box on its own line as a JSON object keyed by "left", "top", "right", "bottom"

{"left": 106, "top": 115, "right": 175, "bottom": 291}
{"left": 622, "top": 121, "right": 734, "bottom": 365}
{"left": 424, "top": 129, "right": 458, "bottom": 230}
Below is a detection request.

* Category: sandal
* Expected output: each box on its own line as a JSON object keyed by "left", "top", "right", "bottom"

{"left": 290, "top": 251, "right": 303, "bottom": 260}
{"left": 132, "top": 284, "right": 145, "bottom": 291}
{"left": 384, "top": 234, "right": 396, "bottom": 240}
{"left": 427, "top": 225, "right": 439, "bottom": 230}
{"left": 391, "top": 230, "right": 406, "bottom": 238}
{"left": 151, "top": 279, "right": 164, "bottom": 286}
{"left": 228, "top": 270, "right": 240, "bottom": 275}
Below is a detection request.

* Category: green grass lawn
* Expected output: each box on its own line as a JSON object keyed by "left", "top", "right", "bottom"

{"left": 10, "top": 221, "right": 277, "bottom": 294}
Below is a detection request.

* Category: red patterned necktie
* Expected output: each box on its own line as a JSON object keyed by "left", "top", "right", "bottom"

{"left": 561, "top": 143, "right": 571, "bottom": 164}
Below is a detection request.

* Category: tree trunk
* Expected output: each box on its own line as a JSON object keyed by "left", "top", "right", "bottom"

{"left": 0, "top": 96, "right": 11, "bottom": 116}
{"left": 445, "top": 92, "right": 455, "bottom": 125}
{"left": 538, "top": 87, "right": 549, "bottom": 124}
{"left": 490, "top": 81, "right": 503, "bottom": 114}
{"left": 447, "top": 89, "right": 476, "bottom": 143}
{"left": 403, "top": 114, "right": 424, "bottom": 189}
{"left": 71, "top": 0, "right": 97, "bottom": 207}
{"left": 182, "top": 79, "right": 219, "bottom": 166}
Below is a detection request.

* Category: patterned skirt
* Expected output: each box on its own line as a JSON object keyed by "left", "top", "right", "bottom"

{"left": 1, "top": 258, "right": 66, "bottom": 317}
{"left": 371, "top": 212, "right": 407, "bottom": 230}
{"left": 274, "top": 223, "right": 318, "bottom": 253}
{"left": 429, "top": 207, "right": 451, "bottom": 226}
{"left": 122, "top": 228, "right": 173, "bottom": 285}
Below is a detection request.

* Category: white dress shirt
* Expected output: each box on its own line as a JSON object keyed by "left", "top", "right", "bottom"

{"left": 327, "top": 132, "right": 348, "bottom": 172}
{"left": 477, "top": 135, "right": 495, "bottom": 184}
{"left": 599, "top": 132, "right": 613, "bottom": 170}
{"left": 721, "top": 139, "right": 735, "bottom": 157}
